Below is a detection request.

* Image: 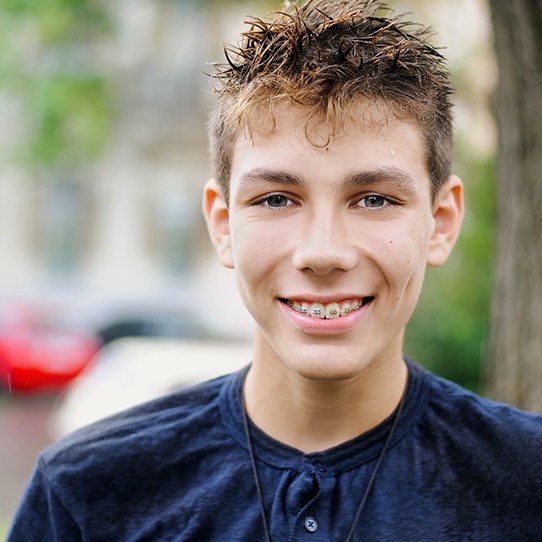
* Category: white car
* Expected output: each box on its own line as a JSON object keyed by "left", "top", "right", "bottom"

{"left": 50, "top": 337, "right": 253, "bottom": 438}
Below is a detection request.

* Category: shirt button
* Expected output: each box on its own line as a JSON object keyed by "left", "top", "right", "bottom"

{"left": 304, "top": 516, "right": 318, "bottom": 533}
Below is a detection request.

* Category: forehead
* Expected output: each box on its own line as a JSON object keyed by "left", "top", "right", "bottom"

{"left": 230, "top": 102, "right": 431, "bottom": 194}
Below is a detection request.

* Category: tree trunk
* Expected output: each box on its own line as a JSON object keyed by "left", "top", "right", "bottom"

{"left": 486, "top": 0, "right": 542, "bottom": 412}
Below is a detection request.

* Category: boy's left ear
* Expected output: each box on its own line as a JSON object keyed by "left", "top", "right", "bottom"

{"left": 202, "top": 178, "right": 234, "bottom": 269}
{"left": 427, "top": 175, "right": 464, "bottom": 267}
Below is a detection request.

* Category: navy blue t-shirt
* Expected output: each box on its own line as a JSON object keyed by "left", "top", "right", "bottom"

{"left": 8, "top": 360, "right": 542, "bottom": 541}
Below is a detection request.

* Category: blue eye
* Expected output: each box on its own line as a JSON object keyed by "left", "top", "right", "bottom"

{"left": 262, "top": 194, "right": 291, "bottom": 208}
{"left": 359, "top": 195, "right": 387, "bottom": 208}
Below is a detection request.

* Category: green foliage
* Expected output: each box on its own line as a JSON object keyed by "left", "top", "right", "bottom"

{"left": 406, "top": 157, "right": 496, "bottom": 391}
{"left": 1, "top": 0, "right": 111, "bottom": 44}
{"left": 21, "top": 74, "right": 112, "bottom": 167}
{"left": 0, "top": 0, "right": 115, "bottom": 169}
{"left": 178, "top": 0, "right": 275, "bottom": 8}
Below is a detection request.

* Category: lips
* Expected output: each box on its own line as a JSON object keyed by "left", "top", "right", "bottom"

{"left": 279, "top": 297, "right": 373, "bottom": 319}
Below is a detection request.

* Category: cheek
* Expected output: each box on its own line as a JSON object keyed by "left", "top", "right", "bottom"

{"left": 376, "top": 226, "right": 431, "bottom": 289}
{"left": 230, "top": 222, "right": 288, "bottom": 327}
{"left": 231, "top": 221, "right": 285, "bottom": 282}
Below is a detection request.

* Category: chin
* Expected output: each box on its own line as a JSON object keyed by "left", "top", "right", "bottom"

{"left": 287, "top": 356, "right": 369, "bottom": 383}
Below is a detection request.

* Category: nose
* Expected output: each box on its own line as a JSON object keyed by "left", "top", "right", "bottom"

{"left": 291, "top": 208, "right": 358, "bottom": 276}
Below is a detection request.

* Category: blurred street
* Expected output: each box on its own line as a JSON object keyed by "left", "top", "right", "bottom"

{"left": 0, "top": 391, "right": 56, "bottom": 532}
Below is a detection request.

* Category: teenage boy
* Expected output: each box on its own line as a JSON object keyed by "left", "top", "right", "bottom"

{"left": 8, "top": 1, "right": 542, "bottom": 541}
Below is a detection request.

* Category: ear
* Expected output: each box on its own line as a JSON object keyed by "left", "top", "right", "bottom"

{"left": 427, "top": 175, "right": 464, "bottom": 268}
{"left": 202, "top": 178, "right": 234, "bottom": 269}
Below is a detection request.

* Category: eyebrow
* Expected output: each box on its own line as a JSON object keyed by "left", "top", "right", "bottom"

{"left": 344, "top": 167, "right": 418, "bottom": 191}
{"left": 238, "top": 166, "right": 417, "bottom": 192}
{"left": 238, "top": 168, "right": 306, "bottom": 190}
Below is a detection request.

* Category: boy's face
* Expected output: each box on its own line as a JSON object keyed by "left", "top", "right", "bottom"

{"left": 204, "top": 103, "right": 463, "bottom": 382}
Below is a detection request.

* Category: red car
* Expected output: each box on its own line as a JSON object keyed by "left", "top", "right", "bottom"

{"left": 0, "top": 301, "right": 101, "bottom": 393}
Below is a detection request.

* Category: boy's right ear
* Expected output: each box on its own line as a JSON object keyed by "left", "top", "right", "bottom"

{"left": 202, "top": 178, "right": 234, "bottom": 269}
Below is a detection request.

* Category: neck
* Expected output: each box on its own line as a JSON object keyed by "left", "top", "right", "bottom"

{"left": 243, "top": 344, "right": 408, "bottom": 453}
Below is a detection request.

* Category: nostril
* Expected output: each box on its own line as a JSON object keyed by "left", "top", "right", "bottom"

{"left": 292, "top": 230, "right": 358, "bottom": 275}
{"left": 292, "top": 251, "right": 357, "bottom": 275}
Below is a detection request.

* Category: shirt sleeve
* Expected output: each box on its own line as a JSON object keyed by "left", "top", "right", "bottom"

{"left": 7, "top": 458, "right": 82, "bottom": 542}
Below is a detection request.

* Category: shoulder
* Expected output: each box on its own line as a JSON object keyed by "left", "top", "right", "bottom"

{"left": 42, "top": 372, "right": 235, "bottom": 470}
{"left": 11, "top": 370, "right": 251, "bottom": 540}
{"left": 406, "top": 365, "right": 542, "bottom": 531}
{"left": 424, "top": 368, "right": 542, "bottom": 426}
{"left": 419, "top": 366, "right": 542, "bottom": 455}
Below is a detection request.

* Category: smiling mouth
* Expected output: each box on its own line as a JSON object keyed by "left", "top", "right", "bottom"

{"left": 279, "top": 297, "right": 373, "bottom": 319}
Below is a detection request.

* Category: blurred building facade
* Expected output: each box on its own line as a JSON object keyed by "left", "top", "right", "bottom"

{"left": 0, "top": 0, "right": 257, "bottom": 337}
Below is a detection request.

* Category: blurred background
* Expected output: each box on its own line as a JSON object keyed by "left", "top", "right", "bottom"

{"left": 0, "top": 0, "right": 495, "bottom": 535}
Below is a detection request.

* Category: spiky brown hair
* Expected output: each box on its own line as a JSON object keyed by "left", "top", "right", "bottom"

{"left": 208, "top": 0, "right": 454, "bottom": 202}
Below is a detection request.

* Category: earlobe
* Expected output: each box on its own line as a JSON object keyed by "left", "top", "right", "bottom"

{"left": 202, "top": 178, "right": 234, "bottom": 269}
{"left": 427, "top": 175, "right": 464, "bottom": 268}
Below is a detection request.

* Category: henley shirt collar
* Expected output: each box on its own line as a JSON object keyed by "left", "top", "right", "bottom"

{"left": 219, "top": 358, "right": 429, "bottom": 476}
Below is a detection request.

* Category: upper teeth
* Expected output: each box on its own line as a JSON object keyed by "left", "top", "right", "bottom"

{"left": 287, "top": 299, "right": 362, "bottom": 318}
